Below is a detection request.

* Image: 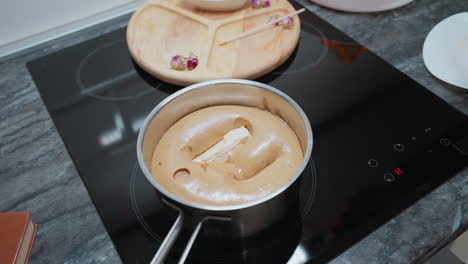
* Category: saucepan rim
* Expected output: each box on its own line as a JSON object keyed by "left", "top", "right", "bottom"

{"left": 136, "top": 79, "right": 313, "bottom": 212}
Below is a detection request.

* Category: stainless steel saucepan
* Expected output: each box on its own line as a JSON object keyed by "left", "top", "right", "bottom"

{"left": 136, "top": 79, "right": 313, "bottom": 263}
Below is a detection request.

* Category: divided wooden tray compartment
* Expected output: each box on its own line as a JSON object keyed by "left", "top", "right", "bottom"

{"left": 127, "top": 0, "right": 300, "bottom": 86}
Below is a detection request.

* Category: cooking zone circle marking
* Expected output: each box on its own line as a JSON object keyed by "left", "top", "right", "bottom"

{"left": 272, "top": 22, "right": 328, "bottom": 75}
{"left": 76, "top": 40, "right": 158, "bottom": 101}
{"left": 130, "top": 159, "right": 316, "bottom": 255}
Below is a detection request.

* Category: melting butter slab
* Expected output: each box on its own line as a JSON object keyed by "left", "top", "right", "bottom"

{"left": 193, "top": 126, "right": 251, "bottom": 163}
{"left": 150, "top": 105, "right": 303, "bottom": 206}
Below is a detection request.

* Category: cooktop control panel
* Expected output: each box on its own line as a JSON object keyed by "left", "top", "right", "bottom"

{"left": 369, "top": 124, "right": 468, "bottom": 184}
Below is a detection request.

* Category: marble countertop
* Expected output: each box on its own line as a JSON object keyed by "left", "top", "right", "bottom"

{"left": 1, "top": 0, "right": 467, "bottom": 263}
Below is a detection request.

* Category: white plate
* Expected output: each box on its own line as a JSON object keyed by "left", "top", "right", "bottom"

{"left": 423, "top": 12, "right": 468, "bottom": 89}
{"left": 309, "top": 0, "right": 414, "bottom": 12}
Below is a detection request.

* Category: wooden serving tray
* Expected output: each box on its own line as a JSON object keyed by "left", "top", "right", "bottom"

{"left": 127, "top": 0, "right": 300, "bottom": 86}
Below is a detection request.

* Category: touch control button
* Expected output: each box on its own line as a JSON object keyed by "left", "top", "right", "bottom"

{"left": 384, "top": 173, "right": 395, "bottom": 182}
{"left": 368, "top": 159, "right": 379, "bottom": 167}
{"left": 393, "top": 167, "right": 404, "bottom": 176}
{"left": 394, "top": 144, "right": 405, "bottom": 152}
{"left": 440, "top": 138, "right": 451, "bottom": 146}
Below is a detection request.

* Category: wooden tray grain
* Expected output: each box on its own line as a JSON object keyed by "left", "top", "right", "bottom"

{"left": 127, "top": 0, "right": 300, "bottom": 86}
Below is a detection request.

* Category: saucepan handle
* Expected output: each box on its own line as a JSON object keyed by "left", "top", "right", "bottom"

{"left": 176, "top": 215, "right": 230, "bottom": 263}
{"left": 177, "top": 220, "right": 204, "bottom": 264}
{"left": 149, "top": 213, "right": 204, "bottom": 264}
{"left": 149, "top": 199, "right": 207, "bottom": 264}
{"left": 150, "top": 200, "right": 230, "bottom": 264}
{"left": 150, "top": 206, "right": 184, "bottom": 264}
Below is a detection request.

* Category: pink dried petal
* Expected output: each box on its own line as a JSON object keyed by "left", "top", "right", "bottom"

{"left": 280, "top": 16, "right": 294, "bottom": 28}
{"left": 170, "top": 55, "right": 186, "bottom": 71}
{"left": 251, "top": 0, "right": 262, "bottom": 8}
{"left": 269, "top": 15, "right": 280, "bottom": 26}
{"left": 262, "top": 0, "right": 270, "bottom": 7}
{"left": 187, "top": 55, "right": 198, "bottom": 71}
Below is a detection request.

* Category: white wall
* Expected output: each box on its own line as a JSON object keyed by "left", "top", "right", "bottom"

{"left": 0, "top": 0, "right": 142, "bottom": 57}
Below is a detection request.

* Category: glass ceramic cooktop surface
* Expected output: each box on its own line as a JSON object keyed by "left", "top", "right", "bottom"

{"left": 27, "top": 2, "right": 468, "bottom": 263}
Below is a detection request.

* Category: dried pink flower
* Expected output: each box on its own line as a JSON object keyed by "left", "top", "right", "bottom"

{"left": 251, "top": 0, "right": 262, "bottom": 8}
{"left": 282, "top": 16, "right": 294, "bottom": 28}
{"left": 275, "top": 16, "right": 293, "bottom": 28}
{"left": 170, "top": 55, "right": 186, "bottom": 71}
{"left": 262, "top": 0, "right": 270, "bottom": 7}
{"left": 186, "top": 53, "right": 199, "bottom": 71}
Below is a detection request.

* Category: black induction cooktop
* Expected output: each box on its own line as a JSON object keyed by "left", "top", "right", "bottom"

{"left": 27, "top": 2, "right": 468, "bottom": 263}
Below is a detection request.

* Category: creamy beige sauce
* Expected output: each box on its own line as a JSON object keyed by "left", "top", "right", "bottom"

{"left": 150, "top": 105, "right": 303, "bottom": 206}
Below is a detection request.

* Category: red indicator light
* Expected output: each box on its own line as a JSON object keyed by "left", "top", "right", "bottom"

{"left": 393, "top": 167, "right": 404, "bottom": 176}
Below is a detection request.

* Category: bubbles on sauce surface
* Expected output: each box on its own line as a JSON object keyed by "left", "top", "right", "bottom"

{"left": 173, "top": 168, "right": 190, "bottom": 181}
{"left": 151, "top": 105, "right": 304, "bottom": 205}
{"left": 234, "top": 117, "right": 253, "bottom": 134}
